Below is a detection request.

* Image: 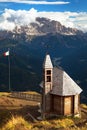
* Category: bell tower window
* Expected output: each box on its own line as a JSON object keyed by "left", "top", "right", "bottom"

{"left": 47, "top": 76, "right": 51, "bottom": 82}
{"left": 47, "top": 70, "right": 51, "bottom": 75}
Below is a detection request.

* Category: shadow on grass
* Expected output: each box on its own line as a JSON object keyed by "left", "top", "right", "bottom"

{"left": 0, "top": 104, "right": 40, "bottom": 128}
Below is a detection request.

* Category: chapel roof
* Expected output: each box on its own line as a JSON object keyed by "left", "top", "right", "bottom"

{"left": 41, "top": 54, "right": 82, "bottom": 96}
{"left": 51, "top": 67, "right": 82, "bottom": 96}
{"left": 43, "top": 54, "right": 53, "bottom": 69}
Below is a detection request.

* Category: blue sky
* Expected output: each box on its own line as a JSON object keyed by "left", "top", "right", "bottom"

{"left": 0, "top": 0, "right": 87, "bottom": 32}
{"left": 0, "top": 0, "right": 87, "bottom": 12}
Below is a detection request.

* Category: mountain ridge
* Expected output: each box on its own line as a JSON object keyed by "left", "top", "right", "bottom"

{"left": 0, "top": 17, "right": 83, "bottom": 40}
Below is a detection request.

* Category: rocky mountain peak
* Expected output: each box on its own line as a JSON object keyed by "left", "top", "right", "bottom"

{"left": 0, "top": 17, "right": 84, "bottom": 42}
{"left": 11, "top": 17, "right": 83, "bottom": 36}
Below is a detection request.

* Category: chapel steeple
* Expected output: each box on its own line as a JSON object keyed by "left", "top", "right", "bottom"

{"left": 42, "top": 54, "right": 53, "bottom": 119}
{"left": 43, "top": 54, "right": 53, "bottom": 93}
{"left": 43, "top": 54, "right": 53, "bottom": 69}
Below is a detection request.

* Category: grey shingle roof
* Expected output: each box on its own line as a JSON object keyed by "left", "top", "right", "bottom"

{"left": 41, "top": 54, "right": 82, "bottom": 96}
{"left": 51, "top": 67, "right": 82, "bottom": 96}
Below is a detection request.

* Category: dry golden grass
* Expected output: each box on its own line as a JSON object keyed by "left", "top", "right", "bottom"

{"left": 1, "top": 116, "right": 33, "bottom": 130}
{"left": 81, "top": 104, "right": 87, "bottom": 109}
{"left": 0, "top": 93, "right": 87, "bottom": 130}
{"left": 0, "top": 92, "right": 10, "bottom": 97}
{"left": 1, "top": 116, "right": 87, "bottom": 130}
{"left": 22, "top": 91, "right": 41, "bottom": 96}
{"left": 0, "top": 116, "right": 73, "bottom": 130}
{"left": 0, "top": 94, "right": 39, "bottom": 127}
{"left": 51, "top": 118, "right": 74, "bottom": 128}
{"left": 0, "top": 95, "right": 38, "bottom": 108}
{"left": 66, "top": 125, "right": 87, "bottom": 130}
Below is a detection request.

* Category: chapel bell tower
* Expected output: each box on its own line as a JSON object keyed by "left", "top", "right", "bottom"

{"left": 42, "top": 54, "right": 53, "bottom": 119}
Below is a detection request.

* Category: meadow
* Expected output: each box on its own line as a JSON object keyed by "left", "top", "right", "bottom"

{"left": 0, "top": 92, "right": 87, "bottom": 130}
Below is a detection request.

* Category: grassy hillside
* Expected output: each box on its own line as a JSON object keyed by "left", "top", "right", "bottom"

{"left": 0, "top": 92, "right": 87, "bottom": 130}
{"left": 1, "top": 115, "right": 87, "bottom": 130}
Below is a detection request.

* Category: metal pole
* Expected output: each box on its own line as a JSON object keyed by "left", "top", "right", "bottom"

{"left": 42, "top": 79, "right": 46, "bottom": 120}
{"left": 8, "top": 48, "right": 11, "bottom": 92}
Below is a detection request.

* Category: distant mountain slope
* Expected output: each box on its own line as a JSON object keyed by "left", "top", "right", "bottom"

{"left": 0, "top": 17, "right": 87, "bottom": 103}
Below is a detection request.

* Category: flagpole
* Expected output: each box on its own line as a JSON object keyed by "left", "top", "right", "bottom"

{"left": 8, "top": 48, "right": 11, "bottom": 92}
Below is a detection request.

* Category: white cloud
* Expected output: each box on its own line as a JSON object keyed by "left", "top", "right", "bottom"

{"left": 0, "top": 8, "right": 37, "bottom": 30}
{"left": 0, "top": 8, "right": 87, "bottom": 32}
{"left": 0, "top": 0, "right": 70, "bottom": 5}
